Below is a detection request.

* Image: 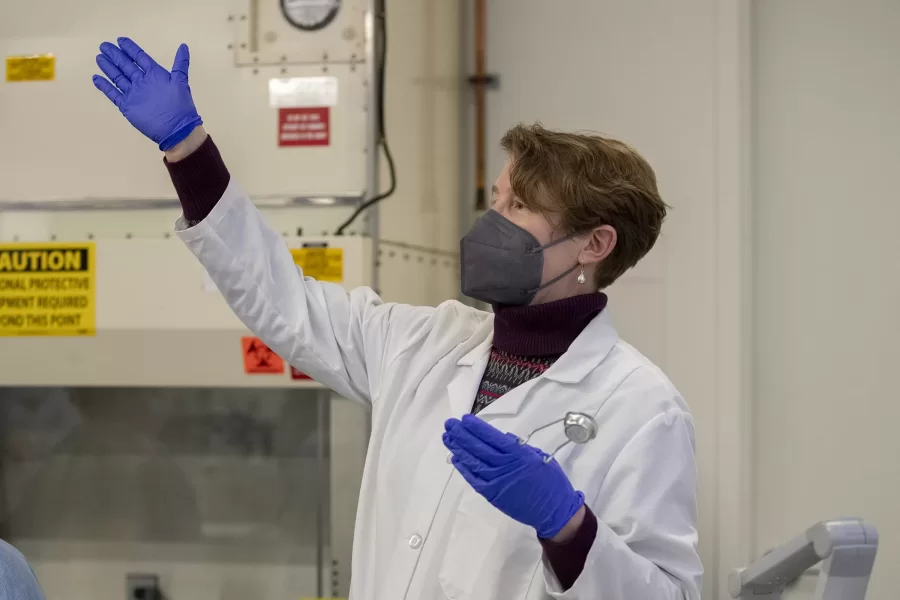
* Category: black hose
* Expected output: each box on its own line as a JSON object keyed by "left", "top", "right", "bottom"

{"left": 335, "top": 0, "right": 396, "bottom": 236}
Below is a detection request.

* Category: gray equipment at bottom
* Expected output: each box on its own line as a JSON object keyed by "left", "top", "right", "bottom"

{"left": 729, "top": 518, "right": 878, "bottom": 600}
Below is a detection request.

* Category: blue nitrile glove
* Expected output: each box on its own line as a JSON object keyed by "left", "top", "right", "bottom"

{"left": 443, "top": 414, "right": 585, "bottom": 540}
{"left": 92, "top": 37, "right": 203, "bottom": 151}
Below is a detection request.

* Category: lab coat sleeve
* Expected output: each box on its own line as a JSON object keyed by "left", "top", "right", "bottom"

{"left": 176, "top": 178, "right": 425, "bottom": 405}
{"left": 542, "top": 408, "right": 702, "bottom": 599}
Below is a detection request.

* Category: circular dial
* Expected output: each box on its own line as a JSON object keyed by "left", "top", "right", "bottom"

{"left": 281, "top": 0, "right": 341, "bottom": 31}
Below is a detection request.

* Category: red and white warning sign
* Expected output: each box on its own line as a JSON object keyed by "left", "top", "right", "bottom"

{"left": 241, "top": 336, "right": 285, "bottom": 374}
{"left": 278, "top": 107, "right": 330, "bottom": 147}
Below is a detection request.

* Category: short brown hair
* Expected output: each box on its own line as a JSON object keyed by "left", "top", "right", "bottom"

{"left": 500, "top": 123, "right": 667, "bottom": 289}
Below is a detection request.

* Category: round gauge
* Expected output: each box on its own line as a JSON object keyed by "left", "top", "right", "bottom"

{"left": 281, "top": 0, "right": 341, "bottom": 32}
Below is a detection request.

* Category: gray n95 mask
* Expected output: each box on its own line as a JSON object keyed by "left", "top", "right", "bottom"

{"left": 459, "top": 210, "right": 579, "bottom": 306}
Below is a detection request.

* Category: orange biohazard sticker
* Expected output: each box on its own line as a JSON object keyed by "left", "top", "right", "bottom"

{"left": 241, "top": 337, "right": 285, "bottom": 374}
{"left": 291, "top": 366, "right": 313, "bottom": 381}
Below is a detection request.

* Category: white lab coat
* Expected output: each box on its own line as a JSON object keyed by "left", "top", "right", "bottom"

{"left": 177, "top": 179, "right": 703, "bottom": 600}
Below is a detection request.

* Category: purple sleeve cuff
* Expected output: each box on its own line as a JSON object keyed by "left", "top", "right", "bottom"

{"left": 539, "top": 505, "right": 598, "bottom": 591}
{"left": 163, "top": 135, "right": 230, "bottom": 224}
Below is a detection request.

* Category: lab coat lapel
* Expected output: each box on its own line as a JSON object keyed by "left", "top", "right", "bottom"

{"left": 479, "top": 311, "right": 621, "bottom": 444}
{"left": 475, "top": 311, "right": 620, "bottom": 422}
{"left": 446, "top": 336, "right": 492, "bottom": 418}
{"left": 447, "top": 310, "right": 619, "bottom": 419}
{"left": 542, "top": 309, "right": 619, "bottom": 384}
{"left": 476, "top": 377, "right": 542, "bottom": 418}
{"left": 450, "top": 332, "right": 543, "bottom": 420}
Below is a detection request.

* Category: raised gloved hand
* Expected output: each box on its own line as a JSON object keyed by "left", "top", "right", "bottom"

{"left": 92, "top": 38, "right": 203, "bottom": 151}
{"left": 443, "top": 414, "right": 585, "bottom": 540}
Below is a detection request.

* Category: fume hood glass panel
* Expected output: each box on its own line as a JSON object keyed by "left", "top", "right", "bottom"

{"left": 0, "top": 387, "right": 363, "bottom": 600}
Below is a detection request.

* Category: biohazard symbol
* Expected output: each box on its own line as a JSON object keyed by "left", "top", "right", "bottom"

{"left": 241, "top": 336, "right": 285, "bottom": 374}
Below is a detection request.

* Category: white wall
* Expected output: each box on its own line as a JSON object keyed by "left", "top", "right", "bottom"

{"left": 471, "top": 1, "right": 751, "bottom": 597}
{"left": 753, "top": 1, "right": 900, "bottom": 598}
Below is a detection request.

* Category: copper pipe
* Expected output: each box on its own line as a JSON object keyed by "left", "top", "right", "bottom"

{"left": 472, "top": 0, "right": 488, "bottom": 210}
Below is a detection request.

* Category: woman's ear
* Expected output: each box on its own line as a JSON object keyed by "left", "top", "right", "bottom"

{"left": 581, "top": 225, "right": 617, "bottom": 265}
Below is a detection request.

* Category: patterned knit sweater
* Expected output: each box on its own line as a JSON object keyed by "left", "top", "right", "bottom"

{"left": 473, "top": 349, "right": 559, "bottom": 414}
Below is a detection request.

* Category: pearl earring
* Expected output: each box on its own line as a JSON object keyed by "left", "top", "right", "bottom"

{"left": 577, "top": 264, "right": 586, "bottom": 285}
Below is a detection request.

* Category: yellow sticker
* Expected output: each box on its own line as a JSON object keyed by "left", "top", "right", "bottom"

{"left": 291, "top": 247, "right": 343, "bottom": 282}
{"left": 6, "top": 54, "right": 55, "bottom": 82}
{"left": 0, "top": 243, "right": 96, "bottom": 336}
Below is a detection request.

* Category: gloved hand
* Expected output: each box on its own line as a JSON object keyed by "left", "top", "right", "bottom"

{"left": 443, "top": 414, "right": 585, "bottom": 540}
{"left": 92, "top": 38, "right": 203, "bottom": 151}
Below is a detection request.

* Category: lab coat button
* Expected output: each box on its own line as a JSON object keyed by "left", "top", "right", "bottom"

{"left": 408, "top": 534, "right": 423, "bottom": 549}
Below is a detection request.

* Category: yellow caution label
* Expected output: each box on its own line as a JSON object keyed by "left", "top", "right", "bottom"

{"left": 291, "top": 247, "right": 343, "bottom": 282}
{"left": 0, "top": 243, "right": 96, "bottom": 336}
{"left": 6, "top": 54, "right": 55, "bottom": 82}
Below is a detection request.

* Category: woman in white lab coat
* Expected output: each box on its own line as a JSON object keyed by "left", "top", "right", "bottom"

{"left": 92, "top": 39, "right": 703, "bottom": 599}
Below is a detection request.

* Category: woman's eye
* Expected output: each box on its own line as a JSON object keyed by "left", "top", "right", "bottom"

{"left": 513, "top": 201, "right": 525, "bottom": 210}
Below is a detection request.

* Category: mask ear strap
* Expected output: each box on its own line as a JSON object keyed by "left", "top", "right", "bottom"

{"left": 528, "top": 233, "right": 575, "bottom": 254}
{"left": 524, "top": 261, "right": 581, "bottom": 295}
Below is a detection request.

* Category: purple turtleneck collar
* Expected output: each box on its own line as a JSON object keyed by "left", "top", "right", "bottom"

{"left": 492, "top": 293, "right": 608, "bottom": 357}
